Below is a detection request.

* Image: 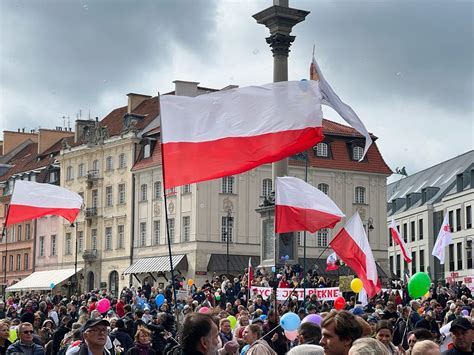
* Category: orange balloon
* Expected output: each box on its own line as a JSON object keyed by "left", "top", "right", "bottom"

{"left": 187, "top": 279, "right": 194, "bottom": 286}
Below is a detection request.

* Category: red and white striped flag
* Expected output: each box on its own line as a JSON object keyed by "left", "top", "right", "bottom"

{"left": 275, "top": 177, "right": 344, "bottom": 233}
{"left": 390, "top": 218, "right": 412, "bottom": 263}
{"left": 326, "top": 252, "right": 339, "bottom": 271}
{"left": 160, "top": 81, "right": 324, "bottom": 189}
{"left": 5, "top": 181, "right": 83, "bottom": 226}
{"left": 248, "top": 257, "right": 253, "bottom": 289}
{"left": 330, "top": 212, "right": 381, "bottom": 298}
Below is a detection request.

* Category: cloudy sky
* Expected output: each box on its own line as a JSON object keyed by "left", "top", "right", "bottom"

{"left": 0, "top": 0, "right": 472, "bottom": 181}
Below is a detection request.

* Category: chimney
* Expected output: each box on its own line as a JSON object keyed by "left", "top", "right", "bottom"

{"left": 75, "top": 119, "right": 96, "bottom": 143}
{"left": 2, "top": 130, "right": 38, "bottom": 155}
{"left": 127, "top": 93, "right": 152, "bottom": 114}
{"left": 173, "top": 80, "right": 200, "bottom": 97}
{"left": 38, "top": 128, "right": 75, "bottom": 154}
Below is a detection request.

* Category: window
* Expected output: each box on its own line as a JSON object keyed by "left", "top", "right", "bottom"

{"left": 118, "top": 184, "right": 126, "bottom": 204}
{"left": 389, "top": 255, "right": 394, "bottom": 275}
{"left": 317, "top": 229, "right": 328, "bottom": 247}
{"left": 448, "top": 244, "right": 454, "bottom": 271}
{"left": 9, "top": 255, "right": 13, "bottom": 271}
{"left": 2, "top": 256, "right": 5, "bottom": 271}
{"left": 17, "top": 225, "right": 22, "bottom": 241}
{"left": 143, "top": 144, "right": 151, "bottom": 158}
{"left": 457, "top": 242, "right": 462, "bottom": 270}
{"left": 221, "top": 176, "right": 235, "bottom": 194}
{"left": 65, "top": 233, "right": 72, "bottom": 254}
{"left": 105, "top": 186, "right": 113, "bottom": 207}
{"left": 49, "top": 171, "right": 58, "bottom": 183}
{"left": 24, "top": 253, "right": 29, "bottom": 270}
{"left": 91, "top": 229, "right": 97, "bottom": 250}
{"left": 315, "top": 142, "right": 328, "bottom": 157}
{"left": 165, "top": 187, "right": 176, "bottom": 196}
{"left": 16, "top": 254, "right": 21, "bottom": 270}
{"left": 355, "top": 186, "right": 366, "bottom": 204}
{"left": 410, "top": 221, "right": 415, "bottom": 242}
{"left": 140, "top": 184, "right": 148, "bottom": 201}
{"left": 388, "top": 228, "right": 393, "bottom": 246}
{"left": 105, "top": 227, "right": 112, "bottom": 250}
{"left": 318, "top": 183, "right": 329, "bottom": 195}
{"left": 183, "top": 216, "right": 190, "bottom": 242}
{"left": 78, "top": 163, "right": 85, "bottom": 178}
{"left": 262, "top": 178, "right": 272, "bottom": 198}
{"left": 419, "top": 219, "right": 424, "bottom": 240}
{"left": 92, "top": 190, "right": 98, "bottom": 209}
{"left": 10, "top": 227, "right": 15, "bottom": 242}
{"left": 106, "top": 156, "right": 113, "bottom": 171}
{"left": 168, "top": 219, "right": 175, "bottom": 244}
{"left": 51, "top": 235, "right": 56, "bottom": 256}
{"left": 119, "top": 153, "right": 126, "bottom": 169}
{"left": 140, "top": 223, "right": 147, "bottom": 247}
{"left": 467, "top": 240, "right": 473, "bottom": 269}
{"left": 78, "top": 231, "right": 84, "bottom": 252}
{"left": 456, "top": 208, "right": 461, "bottom": 231}
{"left": 182, "top": 184, "right": 191, "bottom": 194}
{"left": 467, "top": 206, "right": 472, "bottom": 229}
{"left": 411, "top": 252, "right": 416, "bottom": 275}
{"left": 297, "top": 231, "right": 302, "bottom": 246}
{"left": 396, "top": 254, "right": 401, "bottom": 277}
{"left": 353, "top": 146, "right": 364, "bottom": 160}
{"left": 92, "top": 159, "right": 99, "bottom": 173}
{"left": 117, "top": 225, "right": 124, "bottom": 249}
{"left": 25, "top": 224, "right": 31, "bottom": 240}
{"left": 403, "top": 223, "right": 408, "bottom": 243}
{"left": 221, "top": 216, "right": 234, "bottom": 242}
{"left": 448, "top": 210, "right": 454, "bottom": 232}
{"left": 153, "top": 221, "right": 160, "bottom": 245}
{"left": 66, "top": 166, "right": 73, "bottom": 180}
{"left": 419, "top": 249, "right": 425, "bottom": 272}
{"left": 39, "top": 236, "right": 45, "bottom": 257}
{"left": 154, "top": 182, "right": 162, "bottom": 200}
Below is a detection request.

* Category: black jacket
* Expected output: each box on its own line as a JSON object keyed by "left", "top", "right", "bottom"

{"left": 52, "top": 325, "right": 70, "bottom": 354}
{"left": 110, "top": 328, "right": 134, "bottom": 352}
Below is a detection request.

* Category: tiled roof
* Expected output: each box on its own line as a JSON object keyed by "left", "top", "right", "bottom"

{"left": 132, "top": 142, "right": 162, "bottom": 171}
{"left": 322, "top": 119, "right": 377, "bottom": 139}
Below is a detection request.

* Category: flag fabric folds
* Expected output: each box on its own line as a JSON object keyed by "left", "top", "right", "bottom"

{"left": 160, "top": 81, "right": 324, "bottom": 189}
{"left": 390, "top": 218, "right": 412, "bottom": 263}
{"left": 248, "top": 257, "right": 253, "bottom": 289}
{"left": 432, "top": 214, "right": 452, "bottom": 264}
{"left": 330, "top": 212, "right": 381, "bottom": 298}
{"left": 275, "top": 176, "right": 345, "bottom": 233}
{"left": 310, "top": 52, "right": 373, "bottom": 160}
{"left": 5, "top": 181, "right": 83, "bottom": 226}
{"left": 326, "top": 252, "right": 339, "bottom": 271}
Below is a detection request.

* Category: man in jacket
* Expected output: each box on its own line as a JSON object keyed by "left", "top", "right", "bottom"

{"left": 6, "top": 322, "right": 45, "bottom": 355}
{"left": 51, "top": 316, "right": 71, "bottom": 354}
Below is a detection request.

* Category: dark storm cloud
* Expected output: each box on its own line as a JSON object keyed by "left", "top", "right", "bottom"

{"left": 0, "top": 0, "right": 217, "bottom": 128}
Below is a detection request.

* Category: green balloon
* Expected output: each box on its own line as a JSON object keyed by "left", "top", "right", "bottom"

{"left": 408, "top": 272, "right": 431, "bottom": 298}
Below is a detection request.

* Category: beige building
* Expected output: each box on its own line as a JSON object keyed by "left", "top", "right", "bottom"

{"left": 387, "top": 151, "right": 474, "bottom": 285}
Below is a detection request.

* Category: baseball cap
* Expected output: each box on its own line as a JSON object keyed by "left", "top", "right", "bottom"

{"left": 252, "top": 318, "right": 264, "bottom": 325}
{"left": 81, "top": 318, "right": 110, "bottom": 332}
{"left": 450, "top": 317, "right": 472, "bottom": 332}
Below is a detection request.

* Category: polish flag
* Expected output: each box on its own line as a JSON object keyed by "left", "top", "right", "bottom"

{"left": 390, "top": 219, "right": 412, "bottom": 263}
{"left": 5, "top": 181, "right": 83, "bottom": 226}
{"left": 432, "top": 214, "right": 452, "bottom": 264}
{"left": 330, "top": 212, "right": 381, "bottom": 298}
{"left": 275, "top": 176, "right": 344, "bottom": 233}
{"left": 160, "top": 81, "right": 324, "bottom": 189}
{"left": 326, "top": 252, "right": 339, "bottom": 271}
{"left": 248, "top": 257, "right": 253, "bottom": 289}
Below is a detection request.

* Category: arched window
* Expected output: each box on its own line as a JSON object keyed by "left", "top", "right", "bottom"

{"left": 353, "top": 146, "right": 364, "bottom": 161}
{"left": 262, "top": 178, "right": 272, "bottom": 197}
{"left": 140, "top": 184, "right": 148, "bottom": 201}
{"left": 317, "top": 183, "right": 329, "bottom": 195}
{"left": 315, "top": 143, "right": 328, "bottom": 157}
{"left": 92, "top": 159, "right": 99, "bottom": 173}
{"left": 109, "top": 271, "right": 119, "bottom": 296}
{"left": 355, "top": 186, "right": 366, "bottom": 204}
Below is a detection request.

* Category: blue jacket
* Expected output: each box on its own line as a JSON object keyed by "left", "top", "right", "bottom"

{"left": 6, "top": 341, "right": 45, "bottom": 355}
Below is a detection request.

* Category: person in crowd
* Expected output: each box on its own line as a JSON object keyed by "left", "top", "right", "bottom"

{"left": 109, "top": 318, "right": 134, "bottom": 353}
{"left": 51, "top": 316, "right": 71, "bottom": 354}
{"left": 442, "top": 317, "right": 472, "bottom": 355}
{"left": 243, "top": 324, "right": 276, "bottom": 355}
{"left": 287, "top": 344, "right": 325, "bottom": 355}
{"left": 297, "top": 322, "right": 321, "bottom": 345}
{"left": 406, "top": 328, "right": 435, "bottom": 355}
{"left": 0, "top": 320, "right": 12, "bottom": 355}
{"left": 6, "top": 322, "right": 44, "bottom": 355}
{"left": 412, "top": 340, "right": 440, "bottom": 355}
{"left": 415, "top": 310, "right": 440, "bottom": 339}
{"left": 263, "top": 309, "right": 287, "bottom": 355}
{"left": 320, "top": 311, "right": 363, "bottom": 355}
{"left": 65, "top": 318, "right": 110, "bottom": 355}
{"left": 180, "top": 313, "right": 219, "bottom": 355}
{"left": 126, "top": 326, "right": 156, "bottom": 355}
{"left": 375, "top": 320, "right": 399, "bottom": 354}
{"left": 349, "top": 337, "right": 389, "bottom": 355}
{"left": 393, "top": 306, "right": 411, "bottom": 350}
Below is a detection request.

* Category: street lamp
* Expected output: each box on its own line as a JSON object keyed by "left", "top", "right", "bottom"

{"left": 225, "top": 209, "right": 233, "bottom": 276}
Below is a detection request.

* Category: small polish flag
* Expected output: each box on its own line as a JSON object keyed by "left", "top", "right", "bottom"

{"left": 326, "top": 252, "right": 339, "bottom": 271}
{"left": 5, "top": 181, "right": 83, "bottom": 226}
{"left": 330, "top": 212, "right": 381, "bottom": 298}
{"left": 432, "top": 214, "right": 452, "bottom": 264}
{"left": 390, "top": 218, "right": 412, "bottom": 263}
{"left": 275, "top": 176, "right": 345, "bottom": 233}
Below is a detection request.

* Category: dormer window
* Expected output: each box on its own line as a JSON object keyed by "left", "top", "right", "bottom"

{"left": 353, "top": 146, "right": 364, "bottom": 161}
{"left": 143, "top": 144, "right": 151, "bottom": 159}
{"left": 315, "top": 143, "right": 328, "bottom": 157}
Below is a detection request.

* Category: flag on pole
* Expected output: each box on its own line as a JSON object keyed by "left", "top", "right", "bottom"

{"left": 390, "top": 218, "right": 412, "bottom": 263}
{"left": 330, "top": 212, "right": 381, "bottom": 298}
{"left": 248, "top": 257, "right": 253, "bottom": 289}
{"left": 160, "top": 81, "right": 324, "bottom": 189}
{"left": 310, "top": 49, "right": 373, "bottom": 160}
{"left": 326, "top": 252, "right": 339, "bottom": 271}
{"left": 275, "top": 176, "right": 345, "bottom": 233}
{"left": 432, "top": 214, "right": 452, "bottom": 264}
{"left": 5, "top": 181, "right": 83, "bottom": 226}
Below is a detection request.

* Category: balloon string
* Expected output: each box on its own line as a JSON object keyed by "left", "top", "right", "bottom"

{"left": 256, "top": 323, "right": 282, "bottom": 342}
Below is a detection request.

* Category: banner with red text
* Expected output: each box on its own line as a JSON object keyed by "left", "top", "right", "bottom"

{"left": 250, "top": 286, "right": 341, "bottom": 301}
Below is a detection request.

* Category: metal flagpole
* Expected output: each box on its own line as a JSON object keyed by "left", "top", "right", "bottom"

{"left": 1, "top": 205, "right": 11, "bottom": 292}
{"left": 303, "top": 152, "right": 308, "bottom": 301}
{"left": 157, "top": 93, "right": 179, "bottom": 319}
{"left": 73, "top": 223, "right": 78, "bottom": 294}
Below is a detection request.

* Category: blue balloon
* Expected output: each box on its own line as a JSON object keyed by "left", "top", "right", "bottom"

{"left": 260, "top": 314, "right": 267, "bottom": 321}
{"left": 280, "top": 312, "right": 300, "bottom": 331}
{"left": 285, "top": 255, "right": 289, "bottom": 261}
{"left": 155, "top": 294, "right": 165, "bottom": 307}
{"left": 50, "top": 283, "right": 55, "bottom": 289}
{"left": 271, "top": 266, "right": 276, "bottom": 273}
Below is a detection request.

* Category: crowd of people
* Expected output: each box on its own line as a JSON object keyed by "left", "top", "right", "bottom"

{"left": 0, "top": 264, "right": 472, "bottom": 355}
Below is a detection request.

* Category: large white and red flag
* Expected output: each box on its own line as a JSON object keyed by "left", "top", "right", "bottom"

{"left": 5, "top": 181, "right": 83, "bottom": 226}
{"left": 248, "top": 257, "right": 253, "bottom": 289}
{"left": 310, "top": 50, "right": 372, "bottom": 160}
{"left": 160, "top": 81, "right": 324, "bottom": 189}
{"left": 432, "top": 214, "right": 452, "bottom": 264}
{"left": 275, "top": 176, "right": 344, "bottom": 233}
{"left": 330, "top": 212, "right": 381, "bottom": 298}
{"left": 390, "top": 218, "right": 412, "bottom": 263}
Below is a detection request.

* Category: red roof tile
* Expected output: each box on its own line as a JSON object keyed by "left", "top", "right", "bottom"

{"left": 132, "top": 142, "right": 162, "bottom": 171}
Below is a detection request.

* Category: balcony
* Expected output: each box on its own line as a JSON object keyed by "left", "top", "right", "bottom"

{"left": 85, "top": 207, "right": 97, "bottom": 219}
{"left": 82, "top": 249, "right": 98, "bottom": 262}
{"left": 86, "top": 170, "right": 100, "bottom": 188}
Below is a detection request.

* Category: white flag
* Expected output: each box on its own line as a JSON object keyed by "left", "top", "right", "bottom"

{"left": 432, "top": 214, "right": 452, "bottom": 264}
{"left": 310, "top": 50, "right": 373, "bottom": 160}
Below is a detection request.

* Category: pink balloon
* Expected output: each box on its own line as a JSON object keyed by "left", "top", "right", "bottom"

{"left": 96, "top": 298, "right": 110, "bottom": 313}
{"left": 199, "top": 307, "right": 209, "bottom": 314}
{"left": 284, "top": 329, "right": 298, "bottom": 341}
{"left": 302, "top": 314, "right": 322, "bottom": 326}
